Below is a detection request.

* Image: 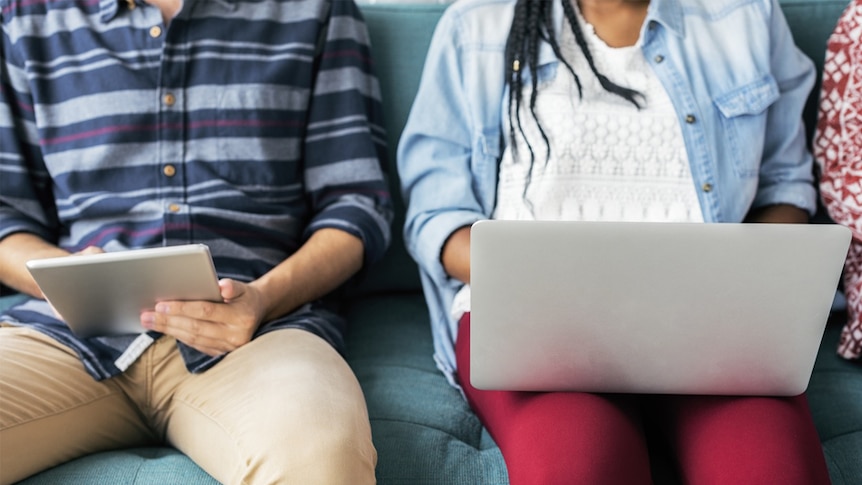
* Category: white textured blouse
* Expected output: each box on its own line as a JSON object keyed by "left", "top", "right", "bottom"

{"left": 493, "top": 12, "right": 702, "bottom": 223}
{"left": 453, "top": 8, "right": 702, "bottom": 319}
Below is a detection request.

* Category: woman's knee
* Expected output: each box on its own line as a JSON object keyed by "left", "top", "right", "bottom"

{"left": 666, "top": 395, "right": 830, "bottom": 485}
{"left": 484, "top": 392, "right": 652, "bottom": 485}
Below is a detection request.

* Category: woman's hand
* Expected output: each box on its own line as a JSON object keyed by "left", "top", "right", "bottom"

{"left": 744, "top": 204, "right": 809, "bottom": 224}
{"left": 442, "top": 225, "right": 472, "bottom": 284}
{"left": 140, "top": 278, "right": 267, "bottom": 356}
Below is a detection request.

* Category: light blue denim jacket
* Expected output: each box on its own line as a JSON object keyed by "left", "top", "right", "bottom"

{"left": 397, "top": 0, "right": 817, "bottom": 387}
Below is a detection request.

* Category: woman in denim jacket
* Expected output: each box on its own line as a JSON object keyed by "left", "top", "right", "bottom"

{"left": 398, "top": 0, "right": 830, "bottom": 483}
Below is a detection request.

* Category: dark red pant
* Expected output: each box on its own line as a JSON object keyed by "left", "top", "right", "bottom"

{"left": 455, "top": 314, "right": 830, "bottom": 485}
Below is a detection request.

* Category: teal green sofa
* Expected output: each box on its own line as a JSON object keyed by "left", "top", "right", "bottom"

{"left": 4, "top": 1, "right": 860, "bottom": 483}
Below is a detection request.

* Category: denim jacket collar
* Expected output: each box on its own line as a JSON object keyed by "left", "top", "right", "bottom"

{"left": 650, "top": 0, "right": 685, "bottom": 38}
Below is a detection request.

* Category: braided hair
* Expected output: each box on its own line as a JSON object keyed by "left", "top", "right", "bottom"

{"left": 504, "top": 0, "right": 644, "bottom": 166}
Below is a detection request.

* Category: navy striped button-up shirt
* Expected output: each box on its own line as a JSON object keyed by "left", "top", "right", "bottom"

{"left": 0, "top": 0, "right": 392, "bottom": 379}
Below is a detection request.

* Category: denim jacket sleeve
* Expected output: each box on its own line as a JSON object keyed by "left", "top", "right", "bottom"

{"left": 751, "top": 0, "right": 817, "bottom": 215}
{"left": 397, "top": 0, "right": 514, "bottom": 382}
{"left": 398, "top": 1, "right": 509, "bottom": 286}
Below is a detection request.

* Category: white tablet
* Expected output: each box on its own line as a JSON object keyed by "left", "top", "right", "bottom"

{"left": 26, "top": 244, "right": 221, "bottom": 338}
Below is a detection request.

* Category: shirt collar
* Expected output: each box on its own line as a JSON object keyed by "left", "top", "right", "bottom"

{"left": 100, "top": 0, "right": 237, "bottom": 23}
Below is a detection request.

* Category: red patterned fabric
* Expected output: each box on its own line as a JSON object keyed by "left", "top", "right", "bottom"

{"left": 814, "top": 0, "right": 862, "bottom": 360}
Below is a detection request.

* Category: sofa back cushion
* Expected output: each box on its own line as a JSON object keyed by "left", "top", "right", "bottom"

{"left": 353, "top": 4, "right": 447, "bottom": 295}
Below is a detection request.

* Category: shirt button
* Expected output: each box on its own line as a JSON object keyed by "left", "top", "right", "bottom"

{"left": 702, "top": 183, "right": 713, "bottom": 193}
{"left": 163, "top": 164, "right": 176, "bottom": 177}
{"left": 168, "top": 203, "right": 181, "bottom": 213}
{"left": 149, "top": 26, "right": 162, "bottom": 38}
{"left": 685, "top": 114, "right": 696, "bottom": 124}
{"left": 654, "top": 55, "right": 664, "bottom": 63}
{"left": 162, "top": 93, "right": 176, "bottom": 107}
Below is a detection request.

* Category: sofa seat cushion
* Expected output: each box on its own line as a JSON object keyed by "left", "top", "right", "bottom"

{"left": 344, "top": 293, "right": 508, "bottom": 485}
{"left": 16, "top": 448, "right": 217, "bottom": 485}
{"left": 808, "top": 318, "right": 862, "bottom": 485}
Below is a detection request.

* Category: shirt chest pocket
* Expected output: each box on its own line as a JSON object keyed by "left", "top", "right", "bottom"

{"left": 712, "top": 76, "right": 780, "bottom": 178}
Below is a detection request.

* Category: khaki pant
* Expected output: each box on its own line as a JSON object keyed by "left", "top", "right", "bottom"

{"left": 0, "top": 326, "right": 377, "bottom": 485}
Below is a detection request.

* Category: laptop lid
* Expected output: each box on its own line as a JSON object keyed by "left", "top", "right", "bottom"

{"left": 469, "top": 220, "right": 850, "bottom": 396}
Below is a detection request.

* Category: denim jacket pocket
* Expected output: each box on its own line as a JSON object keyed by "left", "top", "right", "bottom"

{"left": 713, "top": 75, "right": 780, "bottom": 178}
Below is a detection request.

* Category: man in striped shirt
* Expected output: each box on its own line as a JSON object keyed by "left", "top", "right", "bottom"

{"left": 0, "top": 0, "right": 391, "bottom": 483}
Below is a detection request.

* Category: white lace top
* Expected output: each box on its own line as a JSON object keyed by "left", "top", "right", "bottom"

{"left": 494, "top": 12, "right": 701, "bottom": 222}
{"left": 452, "top": 7, "right": 702, "bottom": 319}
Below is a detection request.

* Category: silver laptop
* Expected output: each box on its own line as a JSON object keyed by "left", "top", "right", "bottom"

{"left": 469, "top": 220, "right": 851, "bottom": 396}
{"left": 26, "top": 244, "right": 221, "bottom": 338}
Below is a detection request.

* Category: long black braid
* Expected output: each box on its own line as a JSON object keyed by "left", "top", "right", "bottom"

{"left": 504, "top": 0, "right": 644, "bottom": 168}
